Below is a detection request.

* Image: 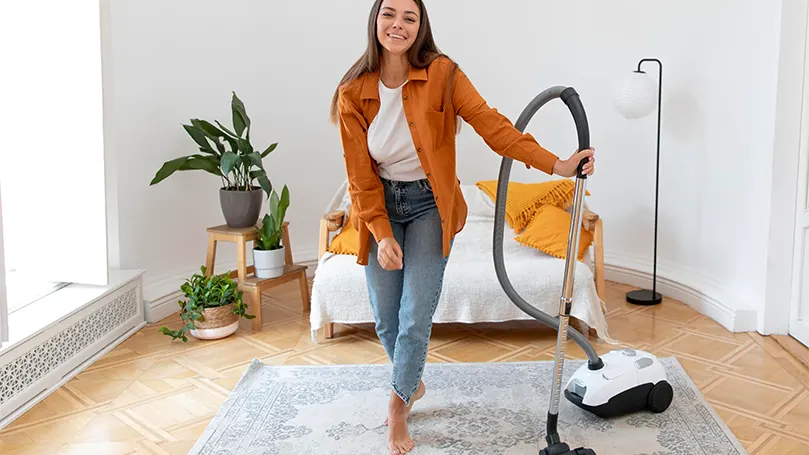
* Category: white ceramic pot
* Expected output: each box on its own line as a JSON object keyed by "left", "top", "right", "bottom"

{"left": 253, "top": 247, "right": 285, "bottom": 278}
{"left": 190, "top": 320, "right": 239, "bottom": 340}
{"left": 188, "top": 304, "right": 239, "bottom": 340}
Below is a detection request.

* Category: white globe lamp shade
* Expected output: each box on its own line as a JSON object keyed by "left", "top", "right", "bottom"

{"left": 614, "top": 71, "right": 657, "bottom": 119}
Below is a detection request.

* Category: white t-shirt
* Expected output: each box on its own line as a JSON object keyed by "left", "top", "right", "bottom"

{"left": 367, "top": 79, "right": 426, "bottom": 181}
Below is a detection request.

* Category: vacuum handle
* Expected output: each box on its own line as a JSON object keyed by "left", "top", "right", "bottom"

{"left": 560, "top": 88, "right": 591, "bottom": 179}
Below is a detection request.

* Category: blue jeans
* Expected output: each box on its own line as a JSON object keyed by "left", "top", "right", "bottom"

{"left": 365, "top": 177, "right": 451, "bottom": 405}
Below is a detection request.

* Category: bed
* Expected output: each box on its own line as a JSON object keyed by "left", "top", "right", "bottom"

{"left": 310, "top": 180, "right": 608, "bottom": 342}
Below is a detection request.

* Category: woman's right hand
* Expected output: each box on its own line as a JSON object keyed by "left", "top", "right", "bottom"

{"left": 378, "top": 237, "right": 403, "bottom": 270}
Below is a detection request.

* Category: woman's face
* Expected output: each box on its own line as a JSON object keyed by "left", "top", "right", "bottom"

{"left": 376, "top": 0, "right": 420, "bottom": 57}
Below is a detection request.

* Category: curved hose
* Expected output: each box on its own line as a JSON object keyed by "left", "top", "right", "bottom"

{"left": 492, "top": 86, "right": 603, "bottom": 370}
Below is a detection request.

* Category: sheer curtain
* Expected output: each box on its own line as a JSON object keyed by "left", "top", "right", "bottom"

{"left": 0, "top": 186, "right": 8, "bottom": 346}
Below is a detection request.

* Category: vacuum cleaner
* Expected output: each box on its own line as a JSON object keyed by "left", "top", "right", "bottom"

{"left": 491, "top": 86, "right": 674, "bottom": 454}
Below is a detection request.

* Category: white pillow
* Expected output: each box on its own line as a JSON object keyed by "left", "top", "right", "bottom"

{"left": 460, "top": 184, "right": 495, "bottom": 219}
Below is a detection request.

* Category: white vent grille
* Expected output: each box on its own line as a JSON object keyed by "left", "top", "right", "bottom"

{"left": 0, "top": 287, "right": 138, "bottom": 405}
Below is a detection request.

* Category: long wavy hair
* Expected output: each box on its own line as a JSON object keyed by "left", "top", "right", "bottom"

{"left": 329, "top": 0, "right": 457, "bottom": 124}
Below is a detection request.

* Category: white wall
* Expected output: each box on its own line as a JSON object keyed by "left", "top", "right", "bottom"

{"left": 105, "top": 0, "right": 785, "bottom": 329}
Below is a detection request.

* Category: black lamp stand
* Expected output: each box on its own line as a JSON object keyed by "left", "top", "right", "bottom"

{"left": 626, "top": 58, "right": 663, "bottom": 306}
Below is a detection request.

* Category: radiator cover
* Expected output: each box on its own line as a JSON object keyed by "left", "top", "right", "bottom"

{"left": 0, "top": 271, "right": 146, "bottom": 428}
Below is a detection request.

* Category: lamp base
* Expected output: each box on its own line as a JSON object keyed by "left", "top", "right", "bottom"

{"left": 626, "top": 289, "right": 662, "bottom": 306}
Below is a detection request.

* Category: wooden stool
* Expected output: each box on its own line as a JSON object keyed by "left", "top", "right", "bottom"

{"left": 204, "top": 221, "right": 310, "bottom": 331}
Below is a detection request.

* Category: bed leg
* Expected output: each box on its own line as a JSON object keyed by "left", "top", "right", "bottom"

{"left": 324, "top": 323, "right": 334, "bottom": 339}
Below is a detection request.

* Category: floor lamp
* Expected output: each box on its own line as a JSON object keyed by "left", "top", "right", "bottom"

{"left": 614, "top": 58, "right": 663, "bottom": 306}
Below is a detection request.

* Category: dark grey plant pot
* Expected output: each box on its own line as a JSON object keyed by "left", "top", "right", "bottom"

{"left": 219, "top": 187, "right": 264, "bottom": 228}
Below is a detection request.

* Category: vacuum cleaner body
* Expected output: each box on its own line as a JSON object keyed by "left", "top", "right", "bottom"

{"left": 564, "top": 349, "right": 673, "bottom": 418}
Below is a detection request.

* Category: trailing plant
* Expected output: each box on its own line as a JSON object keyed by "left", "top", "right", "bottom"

{"left": 149, "top": 91, "right": 276, "bottom": 195}
{"left": 160, "top": 266, "right": 255, "bottom": 342}
{"left": 255, "top": 185, "right": 290, "bottom": 251}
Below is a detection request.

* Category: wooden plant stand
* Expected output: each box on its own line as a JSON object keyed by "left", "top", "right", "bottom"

{"left": 204, "top": 221, "right": 309, "bottom": 331}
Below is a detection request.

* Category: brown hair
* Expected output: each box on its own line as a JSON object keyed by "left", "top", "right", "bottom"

{"left": 329, "top": 0, "right": 457, "bottom": 124}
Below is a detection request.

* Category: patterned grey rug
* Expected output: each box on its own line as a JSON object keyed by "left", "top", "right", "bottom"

{"left": 189, "top": 357, "right": 747, "bottom": 455}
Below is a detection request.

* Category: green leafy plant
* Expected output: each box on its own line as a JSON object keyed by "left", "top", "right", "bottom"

{"left": 149, "top": 92, "right": 276, "bottom": 195}
{"left": 255, "top": 185, "right": 290, "bottom": 251}
{"left": 160, "top": 266, "right": 255, "bottom": 342}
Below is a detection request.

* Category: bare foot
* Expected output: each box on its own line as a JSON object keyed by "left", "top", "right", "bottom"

{"left": 385, "top": 381, "right": 425, "bottom": 426}
{"left": 387, "top": 392, "right": 415, "bottom": 454}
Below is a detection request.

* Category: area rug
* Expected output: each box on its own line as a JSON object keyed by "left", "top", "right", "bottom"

{"left": 188, "top": 357, "right": 747, "bottom": 455}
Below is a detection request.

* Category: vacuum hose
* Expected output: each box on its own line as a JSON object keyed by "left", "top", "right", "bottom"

{"left": 492, "top": 86, "right": 604, "bottom": 371}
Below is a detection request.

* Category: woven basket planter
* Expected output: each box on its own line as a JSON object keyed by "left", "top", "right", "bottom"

{"left": 189, "top": 303, "right": 240, "bottom": 340}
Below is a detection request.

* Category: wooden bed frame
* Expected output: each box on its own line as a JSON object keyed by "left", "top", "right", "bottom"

{"left": 316, "top": 207, "right": 606, "bottom": 340}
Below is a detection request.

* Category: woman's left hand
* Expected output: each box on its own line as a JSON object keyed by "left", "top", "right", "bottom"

{"left": 552, "top": 147, "right": 595, "bottom": 178}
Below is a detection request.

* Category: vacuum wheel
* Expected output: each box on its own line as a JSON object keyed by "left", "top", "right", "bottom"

{"left": 647, "top": 380, "right": 673, "bottom": 413}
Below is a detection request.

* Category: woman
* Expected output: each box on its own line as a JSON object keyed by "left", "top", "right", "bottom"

{"left": 330, "top": 0, "right": 595, "bottom": 453}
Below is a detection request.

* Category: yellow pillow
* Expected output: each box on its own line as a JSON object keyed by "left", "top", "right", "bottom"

{"left": 326, "top": 209, "right": 359, "bottom": 255}
{"left": 476, "top": 179, "right": 589, "bottom": 233}
{"left": 514, "top": 204, "right": 593, "bottom": 261}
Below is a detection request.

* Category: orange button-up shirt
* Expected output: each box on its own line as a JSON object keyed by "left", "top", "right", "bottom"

{"left": 337, "top": 56, "right": 559, "bottom": 265}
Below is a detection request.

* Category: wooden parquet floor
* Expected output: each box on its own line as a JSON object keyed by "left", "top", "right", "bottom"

{"left": 1, "top": 280, "right": 808, "bottom": 454}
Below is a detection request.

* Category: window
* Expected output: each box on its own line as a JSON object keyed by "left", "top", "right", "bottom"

{"left": 0, "top": 1, "right": 111, "bottom": 343}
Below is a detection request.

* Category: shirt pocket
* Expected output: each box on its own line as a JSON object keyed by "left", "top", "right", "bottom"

{"left": 426, "top": 107, "right": 451, "bottom": 148}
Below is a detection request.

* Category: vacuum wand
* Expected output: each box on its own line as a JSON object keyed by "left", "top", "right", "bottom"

{"left": 546, "top": 179, "right": 587, "bottom": 420}
{"left": 538, "top": 88, "right": 597, "bottom": 455}
{"left": 493, "top": 86, "right": 599, "bottom": 455}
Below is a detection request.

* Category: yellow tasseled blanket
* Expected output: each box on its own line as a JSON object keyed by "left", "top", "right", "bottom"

{"left": 475, "top": 179, "right": 589, "bottom": 233}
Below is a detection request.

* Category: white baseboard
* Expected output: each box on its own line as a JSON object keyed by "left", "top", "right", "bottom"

{"left": 604, "top": 255, "right": 758, "bottom": 333}
{"left": 143, "top": 250, "right": 318, "bottom": 324}
{"left": 146, "top": 290, "right": 185, "bottom": 324}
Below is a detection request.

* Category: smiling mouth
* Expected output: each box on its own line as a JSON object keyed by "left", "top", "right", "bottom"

{"left": 388, "top": 33, "right": 407, "bottom": 41}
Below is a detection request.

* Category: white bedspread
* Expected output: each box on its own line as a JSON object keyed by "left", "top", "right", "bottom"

{"left": 310, "top": 182, "right": 610, "bottom": 342}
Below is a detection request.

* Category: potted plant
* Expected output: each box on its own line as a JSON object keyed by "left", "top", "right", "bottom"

{"left": 253, "top": 185, "right": 289, "bottom": 278}
{"left": 149, "top": 92, "right": 277, "bottom": 228}
{"left": 160, "top": 266, "right": 255, "bottom": 342}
